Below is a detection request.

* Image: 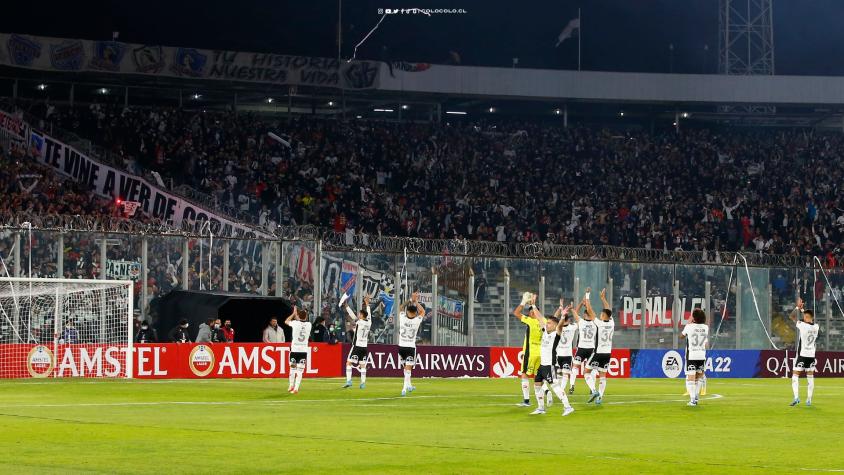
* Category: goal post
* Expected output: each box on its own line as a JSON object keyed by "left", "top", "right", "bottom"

{"left": 0, "top": 277, "right": 134, "bottom": 379}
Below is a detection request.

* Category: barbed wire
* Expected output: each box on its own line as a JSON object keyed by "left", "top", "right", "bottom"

{"left": 0, "top": 214, "right": 814, "bottom": 267}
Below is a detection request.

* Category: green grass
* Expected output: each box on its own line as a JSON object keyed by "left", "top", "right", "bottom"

{"left": 0, "top": 378, "right": 842, "bottom": 474}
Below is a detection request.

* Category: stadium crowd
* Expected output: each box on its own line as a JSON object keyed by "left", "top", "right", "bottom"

{"left": 25, "top": 101, "right": 844, "bottom": 263}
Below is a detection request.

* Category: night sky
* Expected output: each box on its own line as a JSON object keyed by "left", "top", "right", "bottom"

{"left": 2, "top": 0, "right": 843, "bottom": 76}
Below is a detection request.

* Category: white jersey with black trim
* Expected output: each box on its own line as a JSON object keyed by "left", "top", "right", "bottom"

{"left": 556, "top": 324, "right": 577, "bottom": 355}
{"left": 577, "top": 319, "right": 597, "bottom": 350}
{"left": 796, "top": 320, "right": 820, "bottom": 358}
{"left": 595, "top": 318, "right": 615, "bottom": 354}
{"left": 353, "top": 318, "right": 372, "bottom": 347}
{"left": 540, "top": 328, "right": 556, "bottom": 366}
{"left": 398, "top": 312, "right": 423, "bottom": 348}
{"left": 289, "top": 320, "right": 312, "bottom": 353}
{"left": 681, "top": 323, "right": 708, "bottom": 361}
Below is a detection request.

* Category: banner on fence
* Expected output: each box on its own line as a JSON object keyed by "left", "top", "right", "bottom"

{"left": 620, "top": 295, "right": 710, "bottom": 327}
{"left": 106, "top": 259, "right": 141, "bottom": 280}
{"left": 0, "top": 109, "right": 29, "bottom": 140}
{"left": 630, "top": 349, "right": 761, "bottom": 378}
{"left": 27, "top": 131, "right": 264, "bottom": 238}
{"left": 0, "top": 33, "right": 380, "bottom": 90}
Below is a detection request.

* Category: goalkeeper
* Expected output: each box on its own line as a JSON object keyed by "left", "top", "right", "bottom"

{"left": 512, "top": 291, "right": 545, "bottom": 407}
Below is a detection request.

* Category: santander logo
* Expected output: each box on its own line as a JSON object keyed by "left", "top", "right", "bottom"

{"left": 493, "top": 350, "right": 519, "bottom": 378}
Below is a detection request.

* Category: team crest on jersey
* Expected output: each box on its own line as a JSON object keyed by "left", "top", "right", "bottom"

{"left": 27, "top": 345, "right": 54, "bottom": 378}
{"left": 661, "top": 350, "right": 683, "bottom": 378}
{"left": 188, "top": 345, "right": 215, "bottom": 377}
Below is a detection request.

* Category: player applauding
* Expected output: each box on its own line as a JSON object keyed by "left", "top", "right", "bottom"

{"left": 584, "top": 289, "right": 614, "bottom": 405}
{"left": 570, "top": 289, "right": 598, "bottom": 396}
{"left": 398, "top": 291, "right": 426, "bottom": 396}
{"left": 529, "top": 306, "right": 575, "bottom": 417}
{"left": 285, "top": 306, "right": 312, "bottom": 394}
{"left": 553, "top": 299, "right": 578, "bottom": 393}
{"left": 789, "top": 297, "right": 820, "bottom": 407}
{"left": 513, "top": 291, "right": 543, "bottom": 407}
{"left": 341, "top": 293, "right": 372, "bottom": 389}
{"left": 680, "top": 309, "right": 709, "bottom": 406}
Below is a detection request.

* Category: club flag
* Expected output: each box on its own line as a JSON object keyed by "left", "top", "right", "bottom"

{"left": 555, "top": 18, "right": 581, "bottom": 47}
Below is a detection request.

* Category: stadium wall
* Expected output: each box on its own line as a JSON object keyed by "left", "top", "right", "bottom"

{"left": 380, "top": 64, "right": 844, "bottom": 105}
{"left": 8, "top": 343, "right": 843, "bottom": 379}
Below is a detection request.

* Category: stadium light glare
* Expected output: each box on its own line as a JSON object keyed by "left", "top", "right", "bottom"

{"left": 98, "top": 88, "right": 109, "bottom": 95}
{"left": 446, "top": 111, "right": 467, "bottom": 115}
{"left": 673, "top": 122, "right": 678, "bottom": 126}
{"left": 36, "top": 83, "right": 47, "bottom": 91}
{"left": 192, "top": 93, "right": 201, "bottom": 100}
{"left": 266, "top": 98, "right": 274, "bottom": 103}
{"left": 554, "top": 109, "right": 561, "bottom": 115}
{"left": 373, "top": 108, "right": 394, "bottom": 112}
{"left": 681, "top": 112, "right": 690, "bottom": 118}
{"left": 356, "top": 115, "right": 362, "bottom": 119}
{"left": 619, "top": 111, "right": 625, "bottom": 117}
{"left": 488, "top": 107, "right": 496, "bottom": 113}
{"left": 328, "top": 101, "right": 335, "bottom": 106}
{"left": 401, "top": 104, "right": 409, "bottom": 110}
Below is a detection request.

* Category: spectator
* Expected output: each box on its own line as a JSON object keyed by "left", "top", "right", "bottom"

{"left": 220, "top": 319, "right": 235, "bottom": 342}
{"left": 168, "top": 319, "right": 190, "bottom": 343}
{"left": 311, "top": 316, "right": 329, "bottom": 342}
{"left": 61, "top": 320, "right": 79, "bottom": 344}
{"left": 195, "top": 318, "right": 213, "bottom": 343}
{"left": 135, "top": 320, "right": 158, "bottom": 343}
{"left": 211, "top": 318, "right": 225, "bottom": 343}
{"left": 263, "top": 317, "right": 285, "bottom": 343}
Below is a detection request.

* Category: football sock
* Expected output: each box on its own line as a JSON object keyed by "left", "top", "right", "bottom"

{"left": 521, "top": 379, "right": 531, "bottom": 403}
{"left": 792, "top": 374, "right": 800, "bottom": 399}
{"left": 807, "top": 374, "right": 814, "bottom": 400}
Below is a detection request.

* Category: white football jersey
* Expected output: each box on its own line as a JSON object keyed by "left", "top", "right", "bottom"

{"left": 682, "top": 323, "right": 709, "bottom": 361}
{"left": 540, "top": 328, "right": 556, "bottom": 366}
{"left": 398, "top": 312, "right": 423, "bottom": 348}
{"left": 796, "top": 320, "right": 820, "bottom": 358}
{"left": 595, "top": 318, "right": 615, "bottom": 354}
{"left": 577, "top": 319, "right": 597, "bottom": 349}
{"left": 556, "top": 324, "right": 577, "bottom": 355}
{"left": 354, "top": 318, "right": 372, "bottom": 347}
{"left": 289, "top": 320, "right": 312, "bottom": 353}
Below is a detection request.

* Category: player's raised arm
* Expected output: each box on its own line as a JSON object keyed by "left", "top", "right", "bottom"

{"left": 556, "top": 301, "right": 572, "bottom": 334}
{"left": 600, "top": 288, "right": 611, "bottom": 315}
{"left": 364, "top": 295, "right": 372, "bottom": 319}
{"left": 583, "top": 296, "right": 596, "bottom": 319}
{"left": 789, "top": 297, "right": 804, "bottom": 323}
{"left": 571, "top": 300, "right": 583, "bottom": 322}
{"left": 530, "top": 295, "right": 546, "bottom": 326}
{"left": 285, "top": 306, "right": 298, "bottom": 325}
{"left": 513, "top": 291, "right": 533, "bottom": 320}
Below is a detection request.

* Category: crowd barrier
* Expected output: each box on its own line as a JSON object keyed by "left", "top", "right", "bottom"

{"left": 10, "top": 343, "right": 842, "bottom": 379}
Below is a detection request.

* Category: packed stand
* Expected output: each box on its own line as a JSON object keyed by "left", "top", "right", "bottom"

{"left": 18, "top": 101, "right": 844, "bottom": 264}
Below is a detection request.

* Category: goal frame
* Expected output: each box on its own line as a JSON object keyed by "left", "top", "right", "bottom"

{"left": 0, "top": 277, "right": 134, "bottom": 379}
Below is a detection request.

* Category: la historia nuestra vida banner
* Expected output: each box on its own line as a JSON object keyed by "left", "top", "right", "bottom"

{"left": 28, "top": 130, "right": 266, "bottom": 238}
{"left": 0, "top": 33, "right": 380, "bottom": 90}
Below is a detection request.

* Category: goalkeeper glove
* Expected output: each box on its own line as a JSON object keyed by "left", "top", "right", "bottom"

{"left": 521, "top": 292, "right": 532, "bottom": 306}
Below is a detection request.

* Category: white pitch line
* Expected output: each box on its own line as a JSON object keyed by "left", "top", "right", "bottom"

{"left": 0, "top": 393, "right": 725, "bottom": 409}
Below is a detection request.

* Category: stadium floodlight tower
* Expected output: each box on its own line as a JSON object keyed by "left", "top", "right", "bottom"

{"left": 718, "top": 0, "right": 776, "bottom": 114}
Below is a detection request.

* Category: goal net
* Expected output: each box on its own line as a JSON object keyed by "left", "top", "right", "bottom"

{"left": 0, "top": 278, "right": 133, "bottom": 379}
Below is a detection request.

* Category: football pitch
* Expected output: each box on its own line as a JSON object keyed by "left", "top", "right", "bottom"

{"left": 0, "top": 378, "right": 842, "bottom": 474}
